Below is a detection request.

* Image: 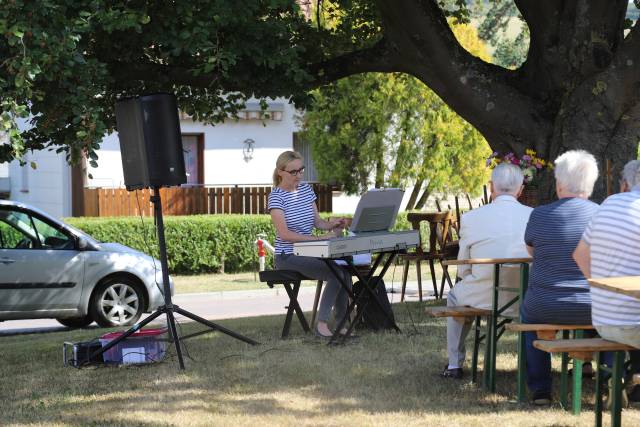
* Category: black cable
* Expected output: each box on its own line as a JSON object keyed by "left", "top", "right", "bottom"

{"left": 135, "top": 190, "right": 164, "bottom": 296}
{"left": 173, "top": 317, "right": 197, "bottom": 363}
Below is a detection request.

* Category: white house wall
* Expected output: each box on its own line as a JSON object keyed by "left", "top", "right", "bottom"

{"left": 88, "top": 98, "right": 301, "bottom": 187}
{"left": 8, "top": 149, "right": 71, "bottom": 218}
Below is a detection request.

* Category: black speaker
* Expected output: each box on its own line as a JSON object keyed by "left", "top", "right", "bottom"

{"left": 115, "top": 93, "right": 187, "bottom": 190}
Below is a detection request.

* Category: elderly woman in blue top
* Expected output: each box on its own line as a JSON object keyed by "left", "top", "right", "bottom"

{"left": 521, "top": 150, "right": 600, "bottom": 405}
{"left": 268, "top": 151, "right": 349, "bottom": 338}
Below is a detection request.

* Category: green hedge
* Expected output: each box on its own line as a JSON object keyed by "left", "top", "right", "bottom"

{"left": 66, "top": 213, "right": 412, "bottom": 275}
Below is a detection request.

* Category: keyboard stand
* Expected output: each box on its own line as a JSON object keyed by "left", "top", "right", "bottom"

{"left": 323, "top": 249, "right": 403, "bottom": 344}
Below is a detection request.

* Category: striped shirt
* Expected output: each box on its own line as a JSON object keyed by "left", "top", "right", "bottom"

{"left": 584, "top": 188, "right": 640, "bottom": 327}
{"left": 521, "top": 198, "right": 599, "bottom": 324}
{"left": 268, "top": 183, "right": 317, "bottom": 255}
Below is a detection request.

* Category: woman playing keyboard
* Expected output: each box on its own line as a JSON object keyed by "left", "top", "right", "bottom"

{"left": 268, "top": 150, "right": 349, "bottom": 338}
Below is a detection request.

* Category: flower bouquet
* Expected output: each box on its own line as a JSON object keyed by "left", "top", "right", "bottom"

{"left": 486, "top": 149, "right": 553, "bottom": 186}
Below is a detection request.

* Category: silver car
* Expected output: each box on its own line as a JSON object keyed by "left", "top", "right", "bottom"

{"left": 0, "top": 200, "right": 173, "bottom": 327}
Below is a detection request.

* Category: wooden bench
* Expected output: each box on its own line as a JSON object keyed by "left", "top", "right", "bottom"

{"left": 426, "top": 305, "right": 492, "bottom": 384}
{"left": 259, "top": 270, "right": 312, "bottom": 338}
{"left": 506, "top": 323, "right": 596, "bottom": 408}
{"left": 505, "top": 323, "right": 594, "bottom": 340}
{"left": 425, "top": 306, "right": 491, "bottom": 318}
{"left": 534, "top": 338, "right": 637, "bottom": 427}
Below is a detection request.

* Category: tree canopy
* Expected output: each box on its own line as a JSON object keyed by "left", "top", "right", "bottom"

{"left": 2, "top": 1, "right": 640, "bottom": 200}
{"left": 302, "top": 22, "right": 491, "bottom": 206}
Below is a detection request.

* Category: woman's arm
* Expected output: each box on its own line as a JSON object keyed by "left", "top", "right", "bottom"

{"left": 526, "top": 245, "right": 534, "bottom": 256}
{"left": 572, "top": 239, "right": 591, "bottom": 278}
{"left": 312, "top": 204, "right": 347, "bottom": 231}
{"left": 270, "top": 208, "right": 336, "bottom": 242}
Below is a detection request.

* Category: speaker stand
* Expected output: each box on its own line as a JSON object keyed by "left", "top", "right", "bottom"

{"left": 88, "top": 186, "right": 259, "bottom": 369}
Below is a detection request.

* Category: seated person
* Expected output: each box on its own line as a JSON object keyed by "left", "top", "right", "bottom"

{"left": 441, "top": 163, "right": 532, "bottom": 379}
{"left": 268, "top": 151, "right": 349, "bottom": 338}
{"left": 521, "top": 150, "right": 599, "bottom": 406}
{"left": 574, "top": 159, "right": 640, "bottom": 401}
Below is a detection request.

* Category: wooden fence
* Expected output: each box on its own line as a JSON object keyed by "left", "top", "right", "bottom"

{"left": 80, "top": 184, "right": 334, "bottom": 217}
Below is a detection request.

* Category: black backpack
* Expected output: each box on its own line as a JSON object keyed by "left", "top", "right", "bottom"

{"left": 353, "top": 276, "right": 396, "bottom": 331}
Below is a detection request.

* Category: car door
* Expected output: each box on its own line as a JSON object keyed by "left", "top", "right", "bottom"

{"left": 0, "top": 206, "right": 85, "bottom": 315}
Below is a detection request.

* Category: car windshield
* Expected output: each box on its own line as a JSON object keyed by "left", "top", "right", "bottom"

{"left": 63, "top": 222, "right": 101, "bottom": 244}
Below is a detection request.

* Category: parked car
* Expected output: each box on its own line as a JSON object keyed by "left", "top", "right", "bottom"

{"left": 0, "top": 200, "right": 173, "bottom": 327}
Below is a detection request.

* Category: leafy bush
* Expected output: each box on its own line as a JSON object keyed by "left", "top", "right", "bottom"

{"left": 67, "top": 213, "right": 411, "bottom": 275}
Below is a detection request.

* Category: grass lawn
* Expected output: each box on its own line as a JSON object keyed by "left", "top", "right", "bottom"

{"left": 2, "top": 301, "right": 639, "bottom": 426}
{"left": 174, "top": 262, "right": 443, "bottom": 294}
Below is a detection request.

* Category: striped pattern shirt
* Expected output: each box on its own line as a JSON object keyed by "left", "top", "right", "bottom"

{"left": 521, "top": 198, "right": 599, "bottom": 324}
{"left": 584, "top": 188, "right": 640, "bottom": 327}
{"left": 268, "top": 183, "right": 316, "bottom": 255}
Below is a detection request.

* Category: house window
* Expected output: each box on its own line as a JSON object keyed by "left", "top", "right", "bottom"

{"left": 293, "top": 133, "right": 318, "bottom": 182}
{"left": 182, "top": 134, "right": 204, "bottom": 185}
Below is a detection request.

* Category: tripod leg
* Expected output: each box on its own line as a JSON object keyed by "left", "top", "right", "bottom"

{"left": 165, "top": 309, "right": 186, "bottom": 370}
{"left": 173, "top": 306, "right": 260, "bottom": 345}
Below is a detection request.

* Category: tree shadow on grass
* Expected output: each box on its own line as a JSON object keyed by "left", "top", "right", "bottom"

{"left": 1, "top": 301, "right": 639, "bottom": 426}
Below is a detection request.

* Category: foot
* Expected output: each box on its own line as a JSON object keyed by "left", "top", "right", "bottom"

{"left": 531, "top": 390, "right": 552, "bottom": 406}
{"left": 338, "top": 328, "right": 359, "bottom": 339}
{"left": 569, "top": 363, "right": 594, "bottom": 379}
{"left": 627, "top": 385, "right": 640, "bottom": 403}
{"left": 440, "top": 365, "right": 463, "bottom": 379}
{"left": 315, "top": 322, "right": 333, "bottom": 338}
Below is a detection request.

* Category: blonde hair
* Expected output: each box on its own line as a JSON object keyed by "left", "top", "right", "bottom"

{"left": 273, "top": 151, "right": 303, "bottom": 187}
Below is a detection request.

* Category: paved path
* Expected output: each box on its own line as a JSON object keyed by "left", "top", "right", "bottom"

{"left": 0, "top": 281, "right": 444, "bottom": 336}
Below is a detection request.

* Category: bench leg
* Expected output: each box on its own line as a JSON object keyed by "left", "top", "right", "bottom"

{"left": 281, "top": 281, "right": 310, "bottom": 338}
{"left": 400, "top": 259, "right": 410, "bottom": 302}
{"left": 572, "top": 329, "right": 585, "bottom": 415}
{"left": 483, "top": 314, "right": 496, "bottom": 392}
{"left": 595, "top": 351, "right": 604, "bottom": 427}
{"left": 427, "top": 259, "right": 437, "bottom": 300}
{"left": 417, "top": 260, "right": 424, "bottom": 301}
{"left": 560, "top": 330, "right": 570, "bottom": 409}
{"left": 472, "top": 315, "right": 481, "bottom": 384}
{"left": 310, "top": 280, "right": 323, "bottom": 329}
{"left": 485, "top": 264, "right": 500, "bottom": 393}
{"left": 610, "top": 351, "right": 625, "bottom": 427}
{"left": 517, "top": 330, "right": 527, "bottom": 403}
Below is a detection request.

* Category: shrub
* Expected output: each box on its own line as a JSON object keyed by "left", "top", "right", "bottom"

{"left": 66, "top": 213, "right": 411, "bottom": 275}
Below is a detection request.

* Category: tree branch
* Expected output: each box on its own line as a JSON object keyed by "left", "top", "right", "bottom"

{"left": 374, "top": 0, "right": 551, "bottom": 153}
{"left": 305, "top": 38, "right": 397, "bottom": 87}
{"left": 107, "top": 61, "right": 227, "bottom": 90}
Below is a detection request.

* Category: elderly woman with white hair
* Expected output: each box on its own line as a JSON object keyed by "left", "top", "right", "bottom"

{"left": 520, "top": 149, "right": 599, "bottom": 405}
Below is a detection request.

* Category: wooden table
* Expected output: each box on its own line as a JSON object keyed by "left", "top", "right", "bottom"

{"left": 588, "top": 276, "right": 640, "bottom": 298}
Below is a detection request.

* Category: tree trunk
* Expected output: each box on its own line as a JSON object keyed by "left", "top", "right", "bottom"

{"left": 414, "top": 185, "right": 431, "bottom": 210}
{"left": 405, "top": 179, "right": 423, "bottom": 211}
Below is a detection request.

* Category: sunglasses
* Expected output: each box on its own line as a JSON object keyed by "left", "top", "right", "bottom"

{"left": 284, "top": 166, "right": 305, "bottom": 176}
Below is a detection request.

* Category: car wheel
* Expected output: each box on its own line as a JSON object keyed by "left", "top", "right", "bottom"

{"left": 56, "top": 316, "right": 94, "bottom": 328}
{"left": 90, "top": 276, "right": 145, "bottom": 327}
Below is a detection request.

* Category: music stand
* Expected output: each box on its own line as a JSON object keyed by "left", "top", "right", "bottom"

{"left": 87, "top": 186, "right": 259, "bottom": 369}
